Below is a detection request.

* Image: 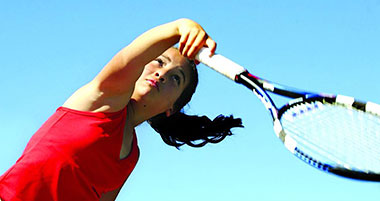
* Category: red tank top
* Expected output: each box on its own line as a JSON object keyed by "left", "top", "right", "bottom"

{"left": 0, "top": 106, "right": 139, "bottom": 201}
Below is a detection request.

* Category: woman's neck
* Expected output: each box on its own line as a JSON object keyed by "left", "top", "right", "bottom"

{"left": 126, "top": 99, "right": 150, "bottom": 127}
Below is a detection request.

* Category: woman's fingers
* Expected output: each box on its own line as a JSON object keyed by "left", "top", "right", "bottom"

{"left": 177, "top": 18, "right": 217, "bottom": 59}
{"left": 187, "top": 31, "right": 207, "bottom": 58}
{"left": 181, "top": 30, "right": 215, "bottom": 59}
{"left": 205, "top": 37, "right": 217, "bottom": 56}
{"left": 181, "top": 28, "right": 199, "bottom": 57}
{"left": 178, "top": 31, "right": 189, "bottom": 55}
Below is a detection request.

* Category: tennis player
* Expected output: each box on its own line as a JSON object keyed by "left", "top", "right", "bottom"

{"left": 0, "top": 18, "right": 242, "bottom": 201}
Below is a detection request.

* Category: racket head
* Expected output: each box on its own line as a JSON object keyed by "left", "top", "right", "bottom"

{"left": 275, "top": 95, "right": 380, "bottom": 181}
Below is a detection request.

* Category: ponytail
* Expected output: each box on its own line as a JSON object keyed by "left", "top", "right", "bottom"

{"left": 149, "top": 112, "right": 243, "bottom": 148}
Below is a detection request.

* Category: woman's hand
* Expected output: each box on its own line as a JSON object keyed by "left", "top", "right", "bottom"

{"left": 176, "top": 18, "right": 217, "bottom": 59}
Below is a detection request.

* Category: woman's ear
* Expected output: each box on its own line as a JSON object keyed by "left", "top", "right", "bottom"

{"left": 165, "top": 108, "right": 174, "bottom": 117}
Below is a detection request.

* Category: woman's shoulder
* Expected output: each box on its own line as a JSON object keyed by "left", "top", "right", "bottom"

{"left": 62, "top": 81, "right": 132, "bottom": 113}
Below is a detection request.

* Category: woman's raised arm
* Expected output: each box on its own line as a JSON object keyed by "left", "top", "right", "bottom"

{"left": 63, "top": 18, "right": 215, "bottom": 112}
{"left": 94, "top": 18, "right": 215, "bottom": 95}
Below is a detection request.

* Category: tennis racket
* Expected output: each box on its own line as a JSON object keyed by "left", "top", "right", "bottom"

{"left": 196, "top": 48, "right": 380, "bottom": 182}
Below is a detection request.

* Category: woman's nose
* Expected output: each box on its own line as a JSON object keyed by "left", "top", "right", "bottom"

{"left": 155, "top": 72, "right": 166, "bottom": 82}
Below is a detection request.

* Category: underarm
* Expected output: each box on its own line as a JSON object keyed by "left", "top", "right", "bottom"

{"left": 99, "top": 186, "right": 122, "bottom": 201}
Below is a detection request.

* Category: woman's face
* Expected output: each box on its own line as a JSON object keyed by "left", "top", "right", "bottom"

{"left": 132, "top": 48, "right": 193, "bottom": 117}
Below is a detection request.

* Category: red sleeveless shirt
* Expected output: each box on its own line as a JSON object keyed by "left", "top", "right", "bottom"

{"left": 0, "top": 106, "right": 139, "bottom": 201}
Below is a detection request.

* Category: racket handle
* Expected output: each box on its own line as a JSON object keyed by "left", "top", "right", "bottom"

{"left": 195, "top": 47, "right": 246, "bottom": 81}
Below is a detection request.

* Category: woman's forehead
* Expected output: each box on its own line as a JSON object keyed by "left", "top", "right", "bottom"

{"left": 162, "top": 48, "right": 185, "bottom": 62}
{"left": 162, "top": 48, "right": 192, "bottom": 70}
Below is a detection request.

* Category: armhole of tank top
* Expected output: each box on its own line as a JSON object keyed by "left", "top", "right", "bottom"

{"left": 57, "top": 106, "right": 127, "bottom": 119}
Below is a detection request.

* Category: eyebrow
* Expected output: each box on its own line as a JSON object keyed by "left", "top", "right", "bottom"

{"left": 178, "top": 68, "right": 186, "bottom": 85}
{"left": 161, "top": 55, "right": 172, "bottom": 63}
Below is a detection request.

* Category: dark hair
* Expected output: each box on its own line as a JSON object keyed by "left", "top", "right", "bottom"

{"left": 148, "top": 53, "right": 243, "bottom": 149}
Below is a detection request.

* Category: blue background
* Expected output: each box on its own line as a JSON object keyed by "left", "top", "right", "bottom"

{"left": 1, "top": 1, "right": 380, "bottom": 200}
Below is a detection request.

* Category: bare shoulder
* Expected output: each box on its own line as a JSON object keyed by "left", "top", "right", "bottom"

{"left": 62, "top": 81, "right": 132, "bottom": 113}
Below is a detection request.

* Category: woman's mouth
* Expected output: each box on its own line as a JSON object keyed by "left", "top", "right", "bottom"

{"left": 147, "top": 79, "right": 159, "bottom": 91}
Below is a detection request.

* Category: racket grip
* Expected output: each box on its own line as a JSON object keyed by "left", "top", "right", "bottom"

{"left": 195, "top": 47, "right": 246, "bottom": 81}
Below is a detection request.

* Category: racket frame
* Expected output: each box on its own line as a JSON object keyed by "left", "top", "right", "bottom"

{"left": 196, "top": 48, "right": 380, "bottom": 182}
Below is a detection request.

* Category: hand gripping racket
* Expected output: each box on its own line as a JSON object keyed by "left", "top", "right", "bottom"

{"left": 196, "top": 48, "right": 380, "bottom": 182}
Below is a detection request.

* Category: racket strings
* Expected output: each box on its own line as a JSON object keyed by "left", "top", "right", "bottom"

{"left": 283, "top": 103, "right": 351, "bottom": 166}
{"left": 281, "top": 101, "right": 380, "bottom": 173}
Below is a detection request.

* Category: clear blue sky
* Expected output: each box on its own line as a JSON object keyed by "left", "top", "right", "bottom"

{"left": 1, "top": 0, "right": 380, "bottom": 200}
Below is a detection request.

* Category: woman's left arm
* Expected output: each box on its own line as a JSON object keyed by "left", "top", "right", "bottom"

{"left": 63, "top": 18, "right": 215, "bottom": 113}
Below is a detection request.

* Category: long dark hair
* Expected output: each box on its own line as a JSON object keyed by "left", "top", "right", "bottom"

{"left": 149, "top": 53, "right": 243, "bottom": 149}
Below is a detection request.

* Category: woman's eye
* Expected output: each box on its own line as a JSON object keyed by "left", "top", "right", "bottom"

{"left": 155, "top": 58, "right": 164, "bottom": 66}
{"left": 172, "top": 75, "right": 181, "bottom": 85}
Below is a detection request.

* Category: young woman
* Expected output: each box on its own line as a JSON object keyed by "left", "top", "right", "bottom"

{"left": 0, "top": 18, "right": 242, "bottom": 201}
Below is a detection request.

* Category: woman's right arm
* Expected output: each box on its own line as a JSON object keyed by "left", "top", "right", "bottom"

{"left": 63, "top": 18, "right": 215, "bottom": 113}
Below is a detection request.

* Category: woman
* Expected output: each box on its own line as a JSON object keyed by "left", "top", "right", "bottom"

{"left": 0, "top": 18, "right": 242, "bottom": 201}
